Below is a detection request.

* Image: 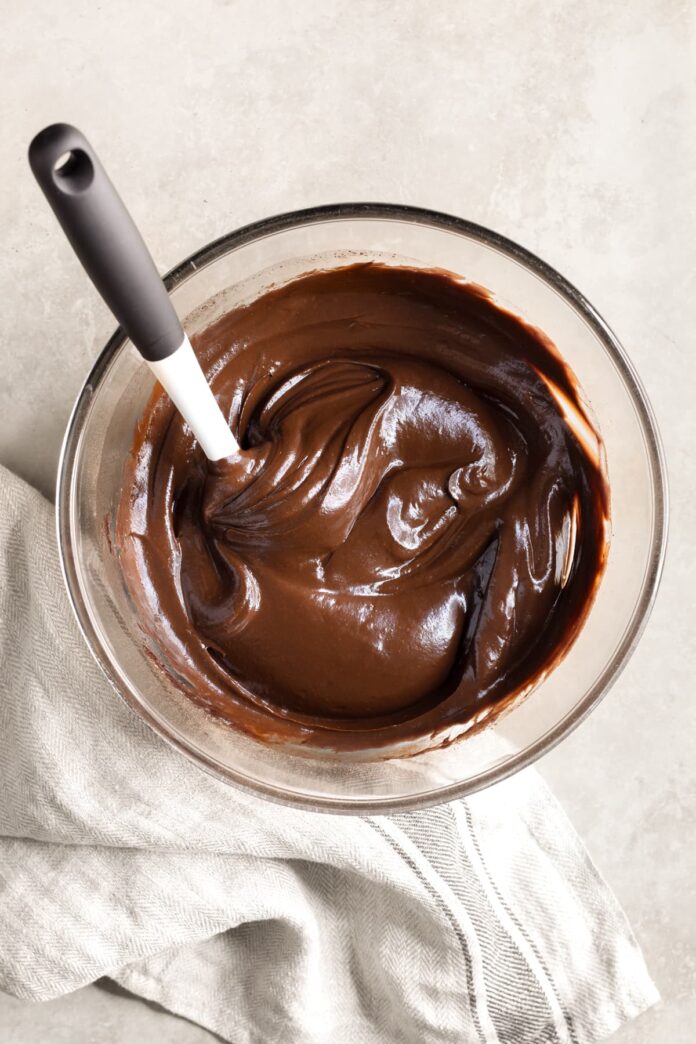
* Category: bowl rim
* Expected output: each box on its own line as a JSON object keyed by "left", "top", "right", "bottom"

{"left": 56, "top": 202, "right": 669, "bottom": 813}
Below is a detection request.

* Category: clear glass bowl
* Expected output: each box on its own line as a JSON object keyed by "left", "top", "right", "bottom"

{"left": 57, "top": 204, "right": 668, "bottom": 813}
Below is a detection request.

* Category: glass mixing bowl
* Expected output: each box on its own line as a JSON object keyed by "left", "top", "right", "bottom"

{"left": 57, "top": 204, "right": 668, "bottom": 812}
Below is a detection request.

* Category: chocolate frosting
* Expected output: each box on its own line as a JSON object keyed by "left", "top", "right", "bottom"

{"left": 116, "top": 264, "right": 609, "bottom": 754}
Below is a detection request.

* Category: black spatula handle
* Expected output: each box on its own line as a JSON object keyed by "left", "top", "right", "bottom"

{"left": 28, "top": 123, "right": 183, "bottom": 362}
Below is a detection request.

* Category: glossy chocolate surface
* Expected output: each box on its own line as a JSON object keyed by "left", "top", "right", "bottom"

{"left": 116, "top": 264, "right": 609, "bottom": 753}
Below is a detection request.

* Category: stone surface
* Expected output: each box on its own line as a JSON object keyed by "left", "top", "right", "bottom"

{"left": 1, "top": 0, "right": 694, "bottom": 1040}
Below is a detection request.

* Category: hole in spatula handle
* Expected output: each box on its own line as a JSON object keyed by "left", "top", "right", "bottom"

{"left": 52, "top": 148, "right": 94, "bottom": 193}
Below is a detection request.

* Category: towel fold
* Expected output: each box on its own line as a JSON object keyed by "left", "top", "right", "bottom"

{"left": 0, "top": 464, "right": 658, "bottom": 1043}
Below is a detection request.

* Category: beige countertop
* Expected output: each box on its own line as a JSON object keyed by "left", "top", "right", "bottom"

{"left": 1, "top": 1, "right": 694, "bottom": 1040}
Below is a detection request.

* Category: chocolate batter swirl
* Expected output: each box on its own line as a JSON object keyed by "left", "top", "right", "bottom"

{"left": 117, "top": 264, "right": 609, "bottom": 753}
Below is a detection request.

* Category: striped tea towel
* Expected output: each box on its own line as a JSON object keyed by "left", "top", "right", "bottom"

{"left": 0, "top": 464, "right": 658, "bottom": 1043}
